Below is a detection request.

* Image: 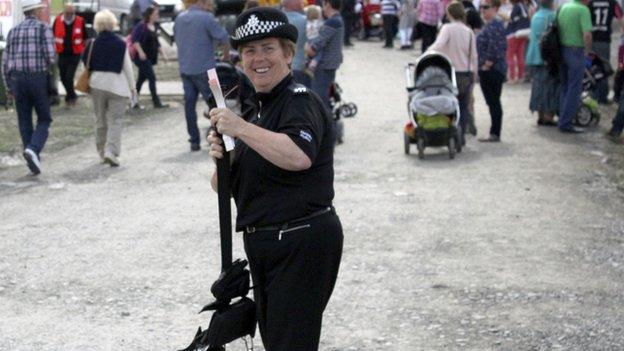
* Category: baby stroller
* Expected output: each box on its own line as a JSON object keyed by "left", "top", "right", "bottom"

{"left": 403, "top": 52, "right": 461, "bottom": 159}
{"left": 204, "top": 61, "right": 255, "bottom": 120}
{"left": 575, "top": 53, "right": 611, "bottom": 127}
{"left": 329, "top": 82, "right": 358, "bottom": 144}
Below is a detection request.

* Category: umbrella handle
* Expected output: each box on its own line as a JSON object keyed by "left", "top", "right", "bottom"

{"left": 216, "top": 135, "right": 233, "bottom": 272}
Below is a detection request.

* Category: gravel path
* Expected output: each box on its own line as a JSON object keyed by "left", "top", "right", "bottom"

{"left": 1, "top": 41, "right": 623, "bottom": 351}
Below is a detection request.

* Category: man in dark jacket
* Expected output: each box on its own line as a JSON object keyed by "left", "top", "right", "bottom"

{"left": 588, "top": 0, "right": 623, "bottom": 103}
{"left": 341, "top": 0, "right": 356, "bottom": 46}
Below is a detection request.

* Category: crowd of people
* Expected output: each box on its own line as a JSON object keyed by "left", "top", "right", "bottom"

{"left": 3, "top": 0, "right": 624, "bottom": 176}
{"left": 365, "top": 0, "right": 624, "bottom": 140}
{"left": 4, "top": 0, "right": 624, "bottom": 350}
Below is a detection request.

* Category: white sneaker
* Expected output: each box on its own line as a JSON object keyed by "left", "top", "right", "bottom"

{"left": 103, "top": 153, "right": 120, "bottom": 167}
{"left": 23, "top": 148, "right": 41, "bottom": 175}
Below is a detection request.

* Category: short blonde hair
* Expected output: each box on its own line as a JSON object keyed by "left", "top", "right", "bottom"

{"left": 93, "top": 9, "right": 117, "bottom": 32}
{"left": 304, "top": 5, "right": 321, "bottom": 21}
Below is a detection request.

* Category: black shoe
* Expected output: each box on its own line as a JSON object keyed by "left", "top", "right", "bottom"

{"left": 344, "top": 42, "right": 353, "bottom": 47}
{"left": 190, "top": 143, "right": 200, "bottom": 152}
{"left": 23, "top": 148, "right": 41, "bottom": 175}
{"left": 537, "top": 119, "right": 557, "bottom": 127}
{"left": 467, "top": 124, "right": 477, "bottom": 136}
{"left": 131, "top": 102, "right": 145, "bottom": 110}
{"left": 153, "top": 100, "right": 169, "bottom": 109}
{"left": 478, "top": 134, "right": 500, "bottom": 142}
{"left": 559, "top": 126, "right": 584, "bottom": 133}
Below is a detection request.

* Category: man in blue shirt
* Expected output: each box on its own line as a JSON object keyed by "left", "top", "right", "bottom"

{"left": 282, "top": 0, "right": 307, "bottom": 70}
{"left": 282, "top": 0, "right": 309, "bottom": 85}
{"left": 174, "top": 0, "right": 230, "bottom": 151}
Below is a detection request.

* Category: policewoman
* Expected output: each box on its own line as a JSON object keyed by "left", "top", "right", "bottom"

{"left": 207, "top": 7, "right": 343, "bottom": 351}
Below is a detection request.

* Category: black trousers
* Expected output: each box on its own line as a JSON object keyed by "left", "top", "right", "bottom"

{"left": 134, "top": 59, "right": 159, "bottom": 103}
{"left": 419, "top": 22, "right": 437, "bottom": 53}
{"left": 243, "top": 211, "right": 343, "bottom": 351}
{"left": 382, "top": 14, "right": 395, "bottom": 48}
{"left": 614, "top": 69, "right": 624, "bottom": 101}
{"left": 479, "top": 69, "right": 505, "bottom": 137}
{"left": 58, "top": 53, "right": 81, "bottom": 102}
{"left": 342, "top": 13, "right": 354, "bottom": 45}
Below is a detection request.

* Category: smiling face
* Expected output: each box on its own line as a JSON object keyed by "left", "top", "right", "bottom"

{"left": 240, "top": 37, "right": 293, "bottom": 93}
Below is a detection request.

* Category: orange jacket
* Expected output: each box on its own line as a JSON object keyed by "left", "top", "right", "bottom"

{"left": 53, "top": 15, "right": 86, "bottom": 55}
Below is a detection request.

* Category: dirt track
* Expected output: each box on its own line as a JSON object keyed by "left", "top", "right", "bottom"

{"left": 1, "top": 41, "right": 624, "bottom": 351}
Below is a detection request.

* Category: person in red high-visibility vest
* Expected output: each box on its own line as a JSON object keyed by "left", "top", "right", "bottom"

{"left": 52, "top": 3, "right": 87, "bottom": 106}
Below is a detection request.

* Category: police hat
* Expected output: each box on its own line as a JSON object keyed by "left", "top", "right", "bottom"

{"left": 230, "top": 7, "right": 298, "bottom": 50}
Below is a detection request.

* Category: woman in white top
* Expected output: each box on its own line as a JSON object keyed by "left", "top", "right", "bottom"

{"left": 82, "top": 9, "right": 135, "bottom": 167}
{"left": 427, "top": 1, "right": 478, "bottom": 145}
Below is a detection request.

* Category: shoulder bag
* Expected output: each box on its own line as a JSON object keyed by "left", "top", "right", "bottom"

{"left": 75, "top": 40, "right": 94, "bottom": 94}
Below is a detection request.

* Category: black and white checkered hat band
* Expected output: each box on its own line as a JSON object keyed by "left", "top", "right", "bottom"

{"left": 233, "top": 20, "right": 286, "bottom": 41}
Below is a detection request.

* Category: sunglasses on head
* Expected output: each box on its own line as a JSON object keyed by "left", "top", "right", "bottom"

{"left": 480, "top": 4, "right": 492, "bottom": 9}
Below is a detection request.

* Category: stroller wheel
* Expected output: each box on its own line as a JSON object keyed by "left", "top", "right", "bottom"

{"left": 575, "top": 105, "right": 593, "bottom": 126}
{"left": 417, "top": 138, "right": 425, "bottom": 159}
{"left": 404, "top": 133, "right": 410, "bottom": 154}
{"left": 347, "top": 103, "right": 358, "bottom": 116}
{"left": 448, "top": 137, "right": 456, "bottom": 159}
{"left": 339, "top": 104, "right": 353, "bottom": 118}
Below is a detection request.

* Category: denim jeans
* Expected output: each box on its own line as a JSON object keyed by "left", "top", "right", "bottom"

{"left": 311, "top": 68, "right": 336, "bottom": 115}
{"left": 591, "top": 41, "right": 610, "bottom": 104}
{"left": 456, "top": 72, "right": 473, "bottom": 141}
{"left": 134, "top": 59, "right": 158, "bottom": 103}
{"left": 611, "top": 93, "right": 624, "bottom": 135}
{"left": 478, "top": 69, "right": 505, "bottom": 137}
{"left": 10, "top": 71, "right": 52, "bottom": 155}
{"left": 181, "top": 73, "right": 213, "bottom": 145}
{"left": 559, "top": 47, "right": 585, "bottom": 130}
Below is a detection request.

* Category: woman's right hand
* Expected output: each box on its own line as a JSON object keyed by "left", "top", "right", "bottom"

{"left": 138, "top": 51, "right": 147, "bottom": 61}
{"left": 207, "top": 130, "right": 224, "bottom": 160}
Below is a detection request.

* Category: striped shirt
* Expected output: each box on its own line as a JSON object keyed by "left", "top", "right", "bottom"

{"left": 2, "top": 17, "right": 56, "bottom": 85}
{"left": 310, "top": 13, "right": 344, "bottom": 70}
{"left": 417, "top": 0, "right": 445, "bottom": 26}
{"left": 381, "top": 0, "right": 401, "bottom": 15}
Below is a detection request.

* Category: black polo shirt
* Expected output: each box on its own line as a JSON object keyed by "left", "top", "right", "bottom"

{"left": 231, "top": 75, "right": 335, "bottom": 232}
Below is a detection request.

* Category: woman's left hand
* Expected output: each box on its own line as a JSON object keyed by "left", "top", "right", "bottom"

{"left": 209, "top": 107, "right": 247, "bottom": 138}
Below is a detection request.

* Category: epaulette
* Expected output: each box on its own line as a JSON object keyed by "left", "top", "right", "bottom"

{"left": 288, "top": 83, "right": 309, "bottom": 95}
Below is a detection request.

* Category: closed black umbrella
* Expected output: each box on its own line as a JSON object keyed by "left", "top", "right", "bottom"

{"left": 180, "top": 69, "right": 256, "bottom": 351}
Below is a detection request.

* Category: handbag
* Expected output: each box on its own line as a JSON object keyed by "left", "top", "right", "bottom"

{"left": 75, "top": 40, "right": 94, "bottom": 94}
{"left": 125, "top": 34, "right": 137, "bottom": 60}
